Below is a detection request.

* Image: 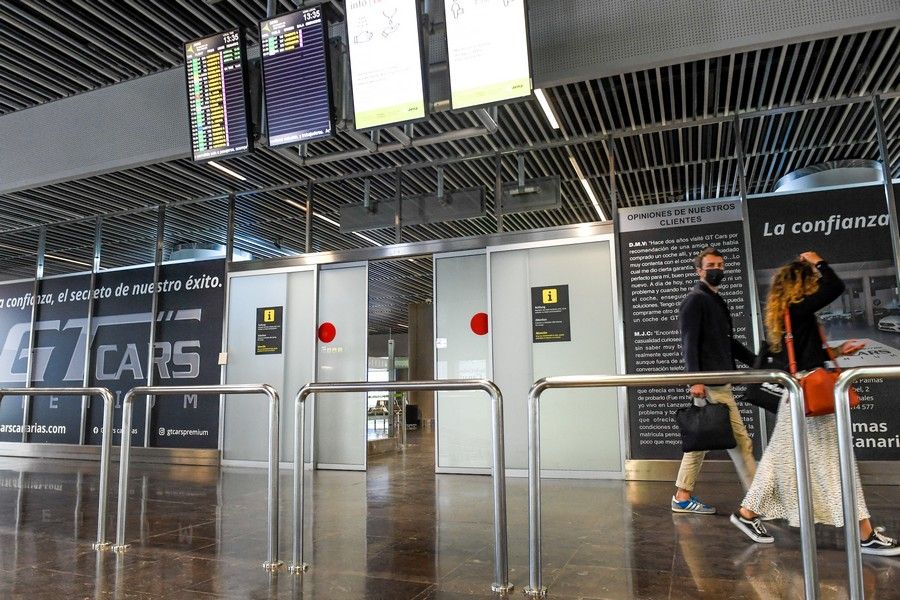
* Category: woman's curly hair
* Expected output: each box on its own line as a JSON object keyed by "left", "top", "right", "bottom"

{"left": 764, "top": 260, "right": 820, "bottom": 352}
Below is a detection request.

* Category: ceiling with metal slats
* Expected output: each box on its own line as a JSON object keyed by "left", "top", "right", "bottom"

{"left": 0, "top": 2, "right": 898, "bottom": 332}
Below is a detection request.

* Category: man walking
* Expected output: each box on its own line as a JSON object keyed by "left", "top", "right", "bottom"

{"left": 672, "top": 247, "right": 756, "bottom": 514}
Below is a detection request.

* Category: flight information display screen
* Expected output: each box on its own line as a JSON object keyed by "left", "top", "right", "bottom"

{"left": 184, "top": 29, "right": 251, "bottom": 161}
{"left": 346, "top": 0, "right": 426, "bottom": 129}
{"left": 260, "top": 7, "right": 333, "bottom": 146}
{"left": 444, "top": 0, "right": 532, "bottom": 109}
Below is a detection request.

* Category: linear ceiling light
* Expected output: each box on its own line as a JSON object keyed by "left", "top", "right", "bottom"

{"left": 535, "top": 88, "right": 560, "bottom": 130}
{"left": 568, "top": 155, "right": 608, "bottom": 221}
{"left": 208, "top": 161, "right": 247, "bottom": 181}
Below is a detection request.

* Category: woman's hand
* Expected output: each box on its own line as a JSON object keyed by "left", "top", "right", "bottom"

{"left": 799, "top": 251, "right": 824, "bottom": 264}
{"left": 839, "top": 340, "right": 866, "bottom": 356}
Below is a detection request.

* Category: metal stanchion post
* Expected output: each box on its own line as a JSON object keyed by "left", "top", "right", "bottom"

{"left": 783, "top": 376, "right": 818, "bottom": 599}
{"left": 290, "top": 380, "right": 511, "bottom": 593}
{"left": 525, "top": 371, "right": 818, "bottom": 600}
{"left": 290, "top": 393, "right": 309, "bottom": 574}
{"left": 526, "top": 379, "right": 545, "bottom": 597}
{"left": 834, "top": 369, "right": 868, "bottom": 600}
{"left": 113, "top": 384, "right": 282, "bottom": 571}
{"left": 0, "top": 387, "right": 114, "bottom": 550}
{"left": 266, "top": 385, "right": 280, "bottom": 571}
{"left": 93, "top": 389, "right": 115, "bottom": 550}
{"left": 486, "top": 381, "right": 510, "bottom": 594}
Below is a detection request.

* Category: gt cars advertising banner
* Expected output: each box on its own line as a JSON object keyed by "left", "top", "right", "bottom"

{"left": 747, "top": 183, "right": 900, "bottom": 460}
{"left": 0, "top": 259, "right": 224, "bottom": 449}
{"left": 619, "top": 198, "right": 762, "bottom": 459}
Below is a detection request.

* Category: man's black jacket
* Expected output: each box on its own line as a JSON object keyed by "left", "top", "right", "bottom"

{"left": 679, "top": 281, "right": 755, "bottom": 372}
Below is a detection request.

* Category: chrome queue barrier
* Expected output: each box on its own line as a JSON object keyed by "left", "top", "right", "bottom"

{"left": 525, "top": 370, "right": 819, "bottom": 600}
{"left": 834, "top": 367, "right": 899, "bottom": 600}
{"left": 112, "top": 384, "right": 283, "bottom": 571}
{"left": 290, "top": 380, "right": 513, "bottom": 594}
{"left": 0, "top": 387, "right": 115, "bottom": 550}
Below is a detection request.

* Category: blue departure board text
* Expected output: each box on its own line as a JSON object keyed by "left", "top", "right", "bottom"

{"left": 260, "top": 8, "right": 332, "bottom": 146}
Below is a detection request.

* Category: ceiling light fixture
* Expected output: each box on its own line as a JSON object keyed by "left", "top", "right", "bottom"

{"left": 535, "top": 88, "right": 560, "bottom": 130}
{"left": 568, "top": 155, "right": 608, "bottom": 221}
{"left": 208, "top": 161, "right": 247, "bottom": 181}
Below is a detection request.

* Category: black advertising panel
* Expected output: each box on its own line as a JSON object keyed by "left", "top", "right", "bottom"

{"left": 255, "top": 306, "right": 284, "bottom": 354}
{"left": 184, "top": 29, "right": 252, "bottom": 161}
{"left": 747, "top": 183, "right": 900, "bottom": 460}
{"left": 0, "top": 260, "right": 225, "bottom": 449}
{"left": 260, "top": 7, "right": 333, "bottom": 146}
{"left": 619, "top": 198, "right": 762, "bottom": 459}
{"left": 149, "top": 260, "right": 226, "bottom": 449}
{"left": 0, "top": 280, "right": 51, "bottom": 442}
{"left": 85, "top": 267, "right": 154, "bottom": 447}
{"left": 29, "top": 274, "right": 91, "bottom": 444}
{"left": 531, "top": 285, "right": 571, "bottom": 343}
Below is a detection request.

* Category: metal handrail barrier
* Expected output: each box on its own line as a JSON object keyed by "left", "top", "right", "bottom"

{"left": 525, "top": 370, "right": 818, "bottom": 600}
{"left": 834, "top": 366, "right": 899, "bottom": 600}
{"left": 0, "top": 387, "right": 115, "bottom": 550}
{"left": 112, "top": 384, "right": 283, "bottom": 571}
{"left": 290, "top": 380, "right": 513, "bottom": 594}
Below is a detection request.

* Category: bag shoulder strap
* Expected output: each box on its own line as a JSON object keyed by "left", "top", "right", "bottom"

{"left": 784, "top": 310, "right": 798, "bottom": 375}
{"left": 818, "top": 322, "right": 841, "bottom": 371}
{"left": 784, "top": 309, "right": 841, "bottom": 375}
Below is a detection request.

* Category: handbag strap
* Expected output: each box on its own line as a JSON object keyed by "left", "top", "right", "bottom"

{"left": 818, "top": 322, "right": 841, "bottom": 371}
{"left": 784, "top": 309, "right": 840, "bottom": 376}
{"left": 783, "top": 310, "right": 798, "bottom": 375}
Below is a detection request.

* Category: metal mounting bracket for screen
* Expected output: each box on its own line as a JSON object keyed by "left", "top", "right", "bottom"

{"left": 111, "top": 384, "right": 283, "bottom": 572}
{"left": 524, "top": 370, "right": 818, "bottom": 600}
{"left": 834, "top": 366, "right": 900, "bottom": 600}
{"left": 0, "top": 386, "right": 115, "bottom": 551}
{"left": 290, "top": 379, "right": 513, "bottom": 594}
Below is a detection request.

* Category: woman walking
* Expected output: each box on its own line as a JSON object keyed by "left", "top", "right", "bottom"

{"left": 730, "top": 251, "right": 900, "bottom": 556}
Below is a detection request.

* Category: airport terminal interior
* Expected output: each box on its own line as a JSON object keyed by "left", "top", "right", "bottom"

{"left": 1, "top": 1, "right": 900, "bottom": 598}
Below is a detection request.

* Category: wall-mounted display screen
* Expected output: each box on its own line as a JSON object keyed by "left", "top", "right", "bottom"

{"left": 184, "top": 29, "right": 252, "bottom": 161}
{"left": 444, "top": 0, "right": 532, "bottom": 109}
{"left": 260, "top": 7, "right": 333, "bottom": 146}
{"left": 346, "top": 0, "right": 426, "bottom": 129}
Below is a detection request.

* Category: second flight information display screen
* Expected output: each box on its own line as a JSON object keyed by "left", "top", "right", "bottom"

{"left": 184, "top": 29, "right": 251, "bottom": 161}
{"left": 260, "top": 7, "right": 333, "bottom": 146}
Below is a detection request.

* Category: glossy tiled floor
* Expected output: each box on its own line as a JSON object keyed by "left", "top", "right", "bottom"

{"left": 2, "top": 431, "right": 900, "bottom": 599}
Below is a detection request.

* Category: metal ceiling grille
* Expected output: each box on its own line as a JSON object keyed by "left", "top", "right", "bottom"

{"left": 0, "top": 3, "right": 897, "bottom": 329}
{"left": 368, "top": 257, "right": 432, "bottom": 334}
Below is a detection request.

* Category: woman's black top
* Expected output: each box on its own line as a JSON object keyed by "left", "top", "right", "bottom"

{"left": 771, "top": 262, "right": 845, "bottom": 372}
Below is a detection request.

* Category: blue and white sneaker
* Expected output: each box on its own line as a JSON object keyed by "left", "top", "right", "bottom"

{"left": 671, "top": 495, "right": 716, "bottom": 514}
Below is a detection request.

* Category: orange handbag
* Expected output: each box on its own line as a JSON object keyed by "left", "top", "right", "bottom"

{"left": 784, "top": 311, "right": 859, "bottom": 417}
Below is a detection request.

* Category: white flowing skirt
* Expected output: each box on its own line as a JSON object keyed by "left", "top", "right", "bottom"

{"left": 742, "top": 393, "right": 869, "bottom": 527}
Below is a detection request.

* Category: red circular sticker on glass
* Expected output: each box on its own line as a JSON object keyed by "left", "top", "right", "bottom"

{"left": 318, "top": 322, "right": 336, "bottom": 343}
{"left": 470, "top": 312, "right": 489, "bottom": 336}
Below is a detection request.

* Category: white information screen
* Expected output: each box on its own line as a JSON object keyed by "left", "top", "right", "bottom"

{"left": 444, "top": 0, "right": 532, "bottom": 109}
{"left": 346, "top": 0, "right": 426, "bottom": 129}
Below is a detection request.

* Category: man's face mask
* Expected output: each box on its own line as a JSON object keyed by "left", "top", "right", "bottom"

{"left": 704, "top": 268, "right": 725, "bottom": 286}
